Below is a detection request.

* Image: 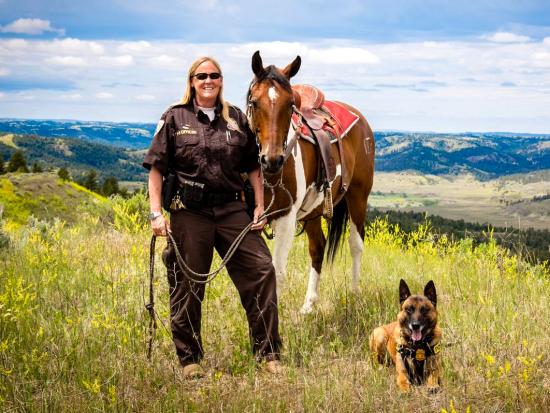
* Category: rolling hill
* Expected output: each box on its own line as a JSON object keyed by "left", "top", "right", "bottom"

{"left": 1, "top": 119, "right": 550, "bottom": 179}
{"left": 0, "top": 133, "right": 147, "bottom": 182}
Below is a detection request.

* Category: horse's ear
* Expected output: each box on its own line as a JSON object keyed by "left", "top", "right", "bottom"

{"left": 282, "top": 55, "right": 301, "bottom": 79}
{"left": 252, "top": 50, "right": 266, "bottom": 78}
{"left": 399, "top": 279, "right": 411, "bottom": 305}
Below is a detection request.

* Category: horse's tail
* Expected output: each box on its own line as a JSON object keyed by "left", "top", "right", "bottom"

{"left": 326, "top": 201, "right": 349, "bottom": 262}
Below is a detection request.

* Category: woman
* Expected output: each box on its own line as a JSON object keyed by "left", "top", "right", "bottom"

{"left": 143, "top": 57, "right": 282, "bottom": 378}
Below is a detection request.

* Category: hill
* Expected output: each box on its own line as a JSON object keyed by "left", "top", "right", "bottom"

{"left": 375, "top": 131, "right": 550, "bottom": 178}
{"left": 2, "top": 119, "right": 550, "bottom": 178}
{"left": 0, "top": 172, "right": 111, "bottom": 225}
{"left": 0, "top": 118, "right": 154, "bottom": 149}
{"left": 0, "top": 133, "right": 146, "bottom": 182}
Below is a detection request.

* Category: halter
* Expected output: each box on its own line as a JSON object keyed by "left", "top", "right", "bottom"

{"left": 246, "top": 80, "right": 303, "bottom": 157}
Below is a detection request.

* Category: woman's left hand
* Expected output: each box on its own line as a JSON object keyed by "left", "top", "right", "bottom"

{"left": 251, "top": 204, "right": 267, "bottom": 231}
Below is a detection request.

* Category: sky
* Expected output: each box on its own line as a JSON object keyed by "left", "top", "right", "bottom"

{"left": 0, "top": 0, "right": 549, "bottom": 133}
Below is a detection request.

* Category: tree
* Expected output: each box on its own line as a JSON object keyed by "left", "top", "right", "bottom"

{"left": 83, "top": 169, "right": 99, "bottom": 192}
{"left": 0, "top": 153, "right": 4, "bottom": 175}
{"left": 7, "top": 150, "right": 29, "bottom": 173}
{"left": 31, "top": 162, "right": 44, "bottom": 173}
{"left": 101, "top": 176, "right": 119, "bottom": 196}
{"left": 58, "top": 167, "right": 71, "bottom": 181}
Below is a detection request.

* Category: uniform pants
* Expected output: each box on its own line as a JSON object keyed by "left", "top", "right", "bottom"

{"left": 162, "top": 201, "right": 281, "bottom": 366}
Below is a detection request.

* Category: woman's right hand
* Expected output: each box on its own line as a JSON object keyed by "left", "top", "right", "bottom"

{"left": 151, "top": 214, "right": 170, "bottom": 237}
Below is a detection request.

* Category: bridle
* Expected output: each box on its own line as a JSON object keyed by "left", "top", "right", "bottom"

{"left": 246, "top": 80, "right": 304, "bottom": 159}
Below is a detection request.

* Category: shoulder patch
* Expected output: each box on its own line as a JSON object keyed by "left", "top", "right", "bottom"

{"left": 154, "top": 119, "right": 165, "bottom": 137}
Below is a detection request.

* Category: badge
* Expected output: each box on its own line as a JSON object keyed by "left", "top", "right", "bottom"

{"left": 154, "top": 119, "right": 165, "bottom": 137}
{"left": 433, "top": 343, "right": 441, "bottom": 354}
{"left": 415, "top": 349, "right": 426, "bottom": 361}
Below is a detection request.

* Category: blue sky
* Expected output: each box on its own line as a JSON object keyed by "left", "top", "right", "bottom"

{"left": 1, "top": 0, "right": 549, "bottom": 132}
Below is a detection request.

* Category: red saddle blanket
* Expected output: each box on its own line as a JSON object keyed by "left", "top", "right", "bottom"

{"left": 291, "top": 99, "right": 359, "bottom": 142}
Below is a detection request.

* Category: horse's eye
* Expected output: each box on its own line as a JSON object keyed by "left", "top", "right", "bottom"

{"left": 249, "top": 99, "right": 258, "bottom": 108}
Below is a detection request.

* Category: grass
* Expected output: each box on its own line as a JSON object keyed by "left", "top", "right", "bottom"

{"left": 0, "top": 201, "right": 549, "bottom": 412}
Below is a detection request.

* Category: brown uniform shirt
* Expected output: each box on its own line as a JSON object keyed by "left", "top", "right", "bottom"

{"left": 143, "top": 101, "right": 259, "bottom": 193}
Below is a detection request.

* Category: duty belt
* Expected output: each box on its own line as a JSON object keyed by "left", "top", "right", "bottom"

{"left": 170, "top": 183, "right": 240, "bottom": 210}
{"left": 203, "top": 191, "right": 240, "bottom": 207}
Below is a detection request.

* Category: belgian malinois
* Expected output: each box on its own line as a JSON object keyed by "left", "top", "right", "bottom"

{"left": 369, "top": 279, "right": 442, "bottom": 392}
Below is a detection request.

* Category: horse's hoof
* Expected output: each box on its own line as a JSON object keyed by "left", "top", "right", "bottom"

{"left": 299, "top": 304, "right": 314, "bottom": 314}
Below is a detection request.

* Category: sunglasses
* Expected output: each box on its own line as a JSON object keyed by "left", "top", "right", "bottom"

{"left": 192, "top": 72, "right": 222, "bottom": 80}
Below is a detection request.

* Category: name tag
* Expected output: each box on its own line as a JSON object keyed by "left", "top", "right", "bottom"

{"left": 176, "top": 129, "right": 198, "bottom": 136}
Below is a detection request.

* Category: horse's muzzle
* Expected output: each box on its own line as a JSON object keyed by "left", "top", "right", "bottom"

{"left": 260, "top": 154, "right": 284, "bottom": 174}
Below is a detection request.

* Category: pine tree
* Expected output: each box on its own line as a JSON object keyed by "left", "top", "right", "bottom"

{"left": 83, "top": 170, "right": 99, "bottom": 192}
{"left": 58, "top": 167, "right": 71, "bottom": 181}
{"left": 7, "top": 150, "right": 29, "bottom": 173}
{"left": 101, "top": 176, "right": 119, "bottom": 196}
{"left": 31, "top": 162, "right": 44, "bottom": 173}
{"left": 0, "top": 153, "right": 5, "bottom": 175}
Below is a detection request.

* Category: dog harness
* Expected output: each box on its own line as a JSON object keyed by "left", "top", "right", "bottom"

{"left": 397, "top": 340, "right": 441, "bottom": 385}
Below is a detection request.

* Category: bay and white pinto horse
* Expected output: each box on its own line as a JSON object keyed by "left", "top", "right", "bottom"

{"left": 247, "top": 51, "right": 375, "bottom": 313}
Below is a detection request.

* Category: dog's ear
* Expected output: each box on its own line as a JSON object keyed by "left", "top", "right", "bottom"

{"left": 424, "top": 280, "right": 437, "bottom": 307}
{"left": 399, "top": 279, "right": 411, "bottom": 305}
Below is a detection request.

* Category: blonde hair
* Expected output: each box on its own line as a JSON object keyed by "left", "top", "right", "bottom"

{"left": 181, "top": 56, "right": 239, "bottom": 130}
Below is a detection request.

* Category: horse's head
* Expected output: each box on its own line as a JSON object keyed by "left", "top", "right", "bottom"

{"left": 247, "top": 51, "right": 301, "bottom": 174}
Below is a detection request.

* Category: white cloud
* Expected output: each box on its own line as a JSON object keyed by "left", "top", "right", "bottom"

{"left": 96, "top": 92, "right": 115, "bottom": 99}
{"left": 99, "top": 55, "right": 134, "bottom": 66}
{"left": 483, "top": 32, "right": 531, "bottom": 43}
{"left": 0, "top": 67, "right": 9, "bottom": 76}
{"left": 136, "top": 94, "right": 156, "bottom": 101}
{"left": 1, "top": 36, "right": 549, "bottom": 132}
{"left": 0, "top": 92, "right": 4, "bottom": 99}
{"left": 532, "top": 52, "right": 550, "bottom": 68}
{"left": 117, "top": 41, "right": 151, "bottom": 54}
{"left": 60, "top": 93, "right": 82, "bottom": 100}
{"left": 43, "top": 38, "right": 104, "bottom": 55}
{"left": 0, "top": 18, "right": 64, "bottom": 36}
{"left": 306, "top": 47, "right": 379, "bottom": 65}
{"left": 46, "top": 56, "right": 87, "bottom": 66}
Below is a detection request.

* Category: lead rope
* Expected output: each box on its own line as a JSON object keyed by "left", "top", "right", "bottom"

{"left": 145, "top": 179, "right": 293, "bottom": 358}
{"left": 146, "top": 235, "right": 157, "bottom": 360}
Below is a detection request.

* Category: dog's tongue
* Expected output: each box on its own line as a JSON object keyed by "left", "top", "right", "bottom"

{"left": 411, "top": 330, "right": 422, "bottom": 342}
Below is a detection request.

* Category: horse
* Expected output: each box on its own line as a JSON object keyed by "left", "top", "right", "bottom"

{"left": 246, "top": 51, "right": 375, "bottom": 313}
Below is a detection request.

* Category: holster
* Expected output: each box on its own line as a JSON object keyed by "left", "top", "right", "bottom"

{"left": 161, "top": 171, "right": 177, "bottom": 211}
{"left": 243, "top": 179, "right": 255, "bottom": 218}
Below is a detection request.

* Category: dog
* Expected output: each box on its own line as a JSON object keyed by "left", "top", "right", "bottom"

{"left": 369, "top": 279, "right": 442, "bottom": 392}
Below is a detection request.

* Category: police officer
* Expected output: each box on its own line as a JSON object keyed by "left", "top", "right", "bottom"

{"left": 143, "top": 56, "right": 282, "bottom": 378}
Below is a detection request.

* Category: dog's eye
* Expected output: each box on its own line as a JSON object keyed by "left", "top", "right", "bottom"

{"left": 420, "top": 306, "right": 428, "bottom": 314}
{"left": 406, "top": 306, "right": 414, "bottom": 314}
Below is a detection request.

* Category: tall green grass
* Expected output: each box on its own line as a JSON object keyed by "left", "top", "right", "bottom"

{"left": 0, "top": 202, "right": 548, "bottom": 412}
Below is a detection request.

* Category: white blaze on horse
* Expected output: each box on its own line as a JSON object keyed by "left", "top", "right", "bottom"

{"left": 247, "top": 51, "right": 375, "bottom": 313}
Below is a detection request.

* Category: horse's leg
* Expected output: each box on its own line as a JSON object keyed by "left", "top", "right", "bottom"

{"left": 345, "top": 186, "right": 368, "bottom": 291}
{"left": 271, "top": 208, "right": 298, "bottom": 297}
{"left": 300, "top": 216, "right": 326, "bottom": 314}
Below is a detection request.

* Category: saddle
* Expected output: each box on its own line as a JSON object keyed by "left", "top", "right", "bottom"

{"left": 291, "top": 84, "right": 359, "bottom": 189}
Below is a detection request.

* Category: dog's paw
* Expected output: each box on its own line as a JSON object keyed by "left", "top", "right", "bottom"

{"left": 427, "top": 385, "right": 441, "bottom": 394}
